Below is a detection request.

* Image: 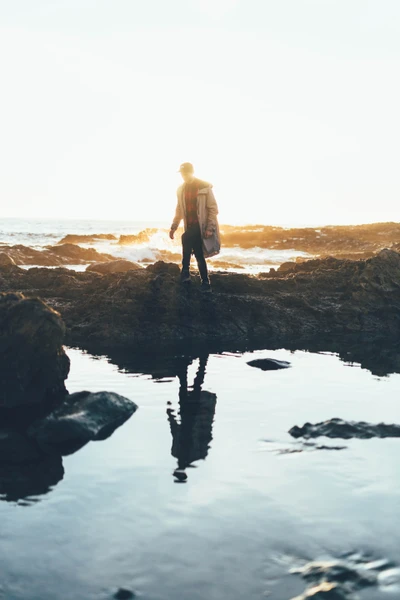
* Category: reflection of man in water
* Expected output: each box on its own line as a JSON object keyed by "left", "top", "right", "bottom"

{"left": 167, "top": 355, "right": 217, "bottom": 482}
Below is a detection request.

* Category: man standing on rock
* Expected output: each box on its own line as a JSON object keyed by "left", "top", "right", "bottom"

{"left": 169, "top": 162, "right": 220, "bottom": 293}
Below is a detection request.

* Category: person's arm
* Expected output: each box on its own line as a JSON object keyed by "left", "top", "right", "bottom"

{"left": 204, "top": 188, "right": 218, "bottom": 237}
{"left": 169, "top": 195, "right": 183, "bottom": 239}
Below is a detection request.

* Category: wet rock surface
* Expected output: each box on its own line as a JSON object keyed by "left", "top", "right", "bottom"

{"left": 0, "top": 243, "right": 116, "bottom": 266}
{"left": 29, "top": 390, "right": 138, "bottom": 453}
{"left": 289, "top": 418, "right": 400, "bottom": 440}
{"left": 0, "top": 292, "right": 70, "bottom": 408}
{"left": 247, "top": 358, "right": 291, "bottom": 370}
{"left": 291, "top": 554, "right": 399, "bottom": 600}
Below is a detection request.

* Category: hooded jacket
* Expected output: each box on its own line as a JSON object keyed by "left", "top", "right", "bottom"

{"left": 170, "top": 178, "right": 221, "bottom": 258}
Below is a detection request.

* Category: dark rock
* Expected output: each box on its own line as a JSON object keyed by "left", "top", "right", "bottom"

{"left": 87, "top": 260, "right": 142, "bottom": 274}
{"left": 0, "top": 292, "right": 70, "bottom": 408}
{"left": 289, "top": 418, "right": 400, "bottom": 440}
{"left": 3, "top": 251, "right": 400, "bottom": 359}
{"left": 28, "top": 391, "right": 138, "bottom": 453}
{"left": 0, "top": 428, "right": 41, "bottom": 463}
{"left": 57, "top": 234, "right": 117, "bottom": 244}
{"left": 247, "top": 358, "right": 291, "bottom": 370}
{"left": 114, "top": 589, "right": 135, "bottom": 600}
{"left": 291, "top": 556, "right": 393, "bottom": 600}
{"left": 0, "top": 454, "right": 64, "bottom": 503}
{"left": 145, "top": 260, "right": 180, "bottom": 276}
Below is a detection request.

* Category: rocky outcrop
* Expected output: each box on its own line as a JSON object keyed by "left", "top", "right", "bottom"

{"left": 291, "top": 555, "right": 398, "bottom": 600}
{"left": 0, "top": 292, "right": 70, "bottom": 409}
{"left": 220, "top": 221, "right": 400, "bottom": 259}
{"left": 1, "top": 250, "right": 400, "bottom": 361}
{"left": 57, "top": 234, "right": 117, "bottom": 244}
{"left": 49, "top": 243, "right": 116, "bottom": 263}
{"left": 87, "top": 259, "right": 142, "bottom": 274}
{"left": 0, "top": 243, "right": 116, "bottom": 266}
{"left": 289, "top": 418, "right": 400, "bottom": 440}
{"left": 247, "top": 358, "right": 291, "bottom": 370}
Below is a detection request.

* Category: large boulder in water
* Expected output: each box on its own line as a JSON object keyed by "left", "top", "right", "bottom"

{"left": 0, "top": 292, "right": 70, "bottom": 409}
{"left": 87, "top": 259, "right": 142, "bottom": 274}
{"left": 29, "top": 391, "right": 138, "bottom": 454}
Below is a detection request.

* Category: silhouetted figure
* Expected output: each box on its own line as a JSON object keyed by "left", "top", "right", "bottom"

{"left": 169, "top": 162, "right": 220, "bottom": 293}
{"left": 167, "top": 355, "right": 217, "bottom": 482}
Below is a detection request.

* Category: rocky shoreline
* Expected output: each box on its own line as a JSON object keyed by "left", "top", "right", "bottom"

{"left": 1, "top": 248, "right": 400, "bottom": 371}
{"left": 2, "top": 223, "right": 400, "bottom": 269}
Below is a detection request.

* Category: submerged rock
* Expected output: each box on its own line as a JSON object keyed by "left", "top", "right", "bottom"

{"left": 87, "top": 259, "right": 142, "bottom": 274}
{"left": 0, "top": 292, "right": 70, "bottom": 408}
{"left": 289, "top": 418, "right": 400, "bottom": 440}
{"left": 29, "top": 391, "right": 138, "bottom": 453}
{"left": 247, "top": 358, "right": 291, "bottom": 370}
{"left": 114, "top": 589, "right": 135, "bottom": 600}
{"left": 291, "top": 555, "right": 397, "bottom": 600}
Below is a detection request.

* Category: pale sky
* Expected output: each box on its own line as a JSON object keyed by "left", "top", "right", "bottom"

{"left": 1, "top": 0, "right": 399, "bottom": 225}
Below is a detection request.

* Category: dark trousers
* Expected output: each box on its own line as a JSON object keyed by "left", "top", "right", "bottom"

{"left": 182, "top": 224, "right": 209, "bottom": 283}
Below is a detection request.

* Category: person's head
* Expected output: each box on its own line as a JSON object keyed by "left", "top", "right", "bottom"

{"left": 179, "top": 162, "right": 195, "bottom": 183}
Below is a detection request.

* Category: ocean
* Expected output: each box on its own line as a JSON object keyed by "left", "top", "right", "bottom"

{"left": 0, "top": 218, "right": 311, "bottom": 273}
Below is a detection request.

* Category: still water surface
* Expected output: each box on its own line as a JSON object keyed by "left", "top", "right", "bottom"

{"left": 1, "top": 348, "right": 400, "bottom": 600}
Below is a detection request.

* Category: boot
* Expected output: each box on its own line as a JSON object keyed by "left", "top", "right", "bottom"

{"left": 180, "top": 269, "right": 191, "bottom": 284}
{"left": 200, "top": 280, "right": 212, "bottom": 293}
